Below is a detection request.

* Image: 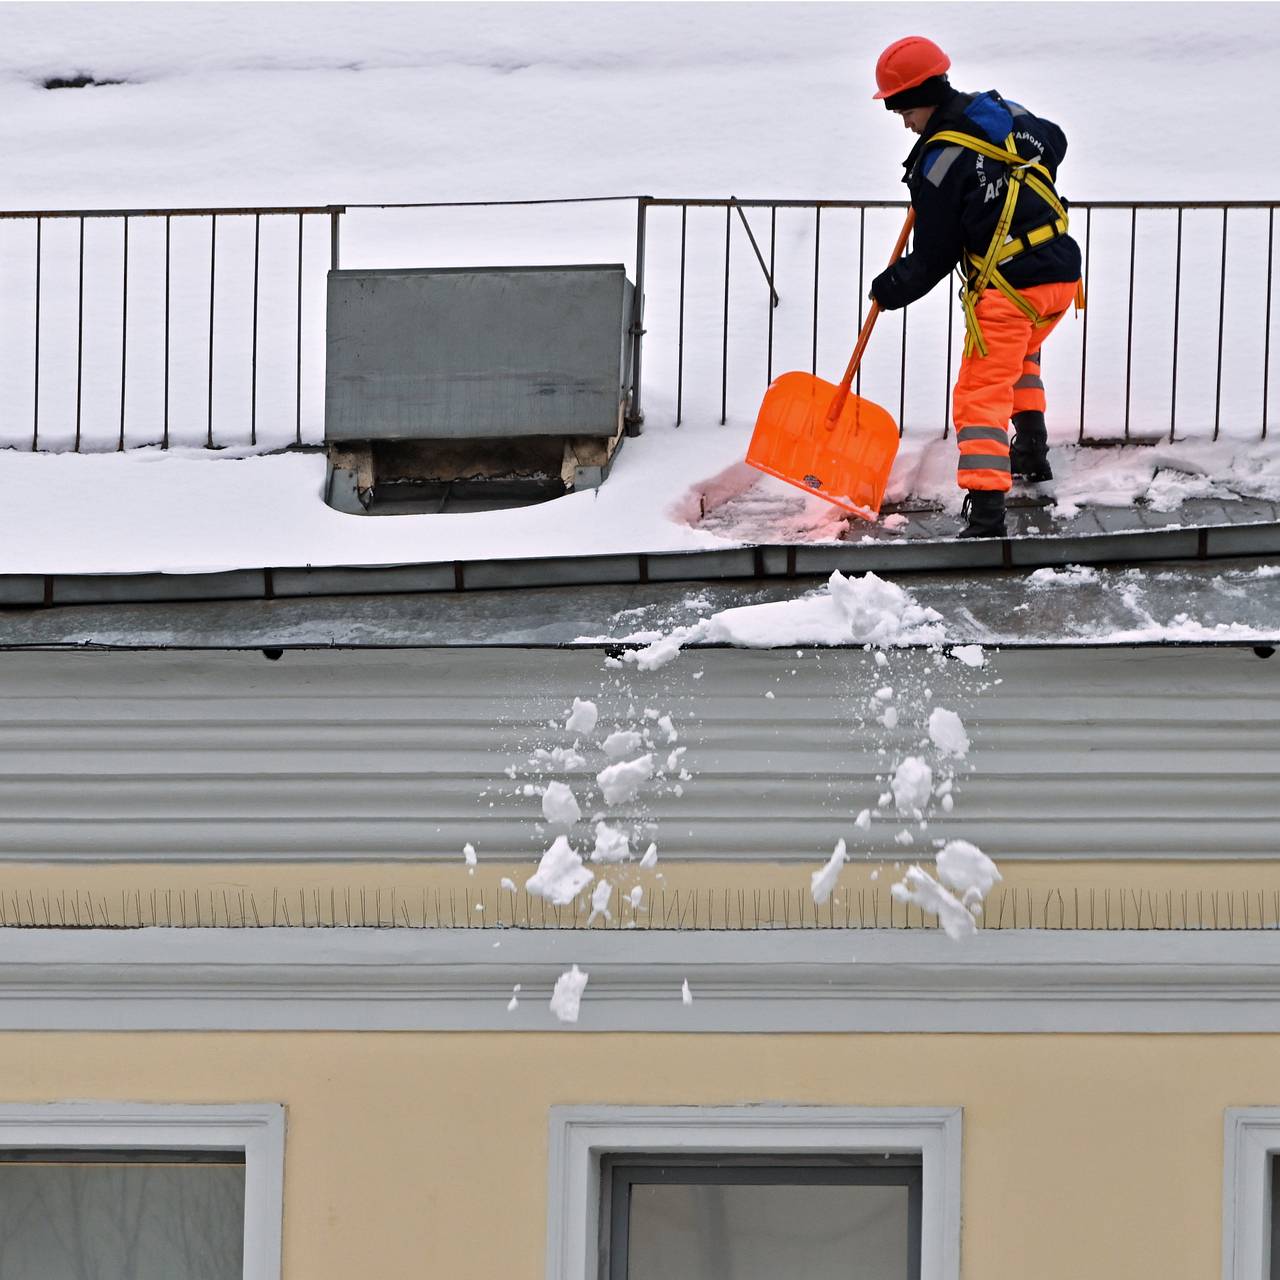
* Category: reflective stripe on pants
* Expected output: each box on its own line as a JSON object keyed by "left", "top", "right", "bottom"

{"left": 952, "top": 279, "right": 1080, "bottom": 492}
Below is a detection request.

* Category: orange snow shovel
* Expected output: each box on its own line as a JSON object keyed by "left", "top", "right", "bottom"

{"left": 745, "top": 209, "right": 915, "bottom": 521}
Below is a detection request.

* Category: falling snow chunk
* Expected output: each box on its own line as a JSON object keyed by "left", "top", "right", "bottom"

{"left": 657, "top": 715, "right": 678, "bottom": 743}
{"left": 597, "top": 754, "right": 654, "bottom": 805}
{"left": 588, "top": 879, "right": 613, "bottom": 925}
{"left": 765, "top": 690, "right": 775, "bottom": 699}
{"left": 602, "top": 729, "right": 644, "bottom": 760}
{"left": 604, "top": 657, "right": 623, "bottom": 669}
{"left": 928, "top": 708, "right": 970, "bottom": 758}
{"left": 874, "top": 651, "right": 889, "bottom": 668}
{"left": 891, "top": 757, "right": 933, "bottom": 815}
{"left": 564, "top": 698, "right": 598, "bottom": 734}
{"left": 629, "top": 886, "right": 644, "bottom": 908}
{"left": 941, "top": 794, "right": 955, "bottom": 812}
{"left": 541, "top": 781, "right": 581, "bottom": 827}
{"left": 507, "top": 984, "right": 521, "bottom": 1013}
{"left": 525, "top": 836, "right": 594, "bottom": 905}
{"left": 533, "top": 746, "right": 586, "bottom": 772}
{"left": 462, "top": 842, "right": 477, "bottom": 868}
{"left": 894, "top": 829, "right": 915, "bottom": 846}
{"left": 682, "top": 979, "right": 693, "bottom": 1006}
{"left": 639, "top": 843, "right": 658, "bottom": 869}
{"left": 936, "top": 840, "right": 1002, "bottom": 899}
{"left": 810, "top": 838, "right": 847, "bottom": 905}
{"left": 591, "top": 821, "right": 631, "bottom": 864}
{"left": 891, "top": 866, "right": 976, "bottom": 941}
{"left": 854, "top": 809, "right": 872, "bottom": 830}
{"left": 950, "top": 645, "right": 986, "bottom": 668}
{"left": 874, "top": 686, "right": 894, "bottom": 701}
{"left": 879, "top": 706, "right": 899, "bottom": 730}
{"left": 500, "top": 877, "right": 517, "bottom": 893}
{"left": 550, "top": 966, "right": 588, "bottom": 1023}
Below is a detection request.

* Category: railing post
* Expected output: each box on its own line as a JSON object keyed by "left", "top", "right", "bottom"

{"left": 330, "top": 207, "right": 341, "bottom": 271}
{"left": 625, "top": 196, "right": 649, "bottom": 437}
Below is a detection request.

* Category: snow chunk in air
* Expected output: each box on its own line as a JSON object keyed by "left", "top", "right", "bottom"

{"left": 541, "top": 781, "right": 581, "bottom": 827}
{"left": 936, "top": 839, "right": 1002, "bottom": 901}
{"left": 891, "top": 757, "right": 933, "bottom": 815}
{"left": 810, "top": 839, "right": 847, "bottom": 906}
{"left": 588, "top": 879, "right": 613, "bottom": 924}
{"left": 564, "top": 698, "right": 598, "bottom": 734}
{"left": 550, "top": 965, "right": 588, "bottom": 1023}
{"left": 591, "top": 821, "right": 631, "bottom": 864}
{"left": 597, "top": 754, "right": 654, "bottom": 805}
{"left": 525, "top": 836, "right": 593, "bottom": 905}
{"left": 602, "top": 729, "right": 644, "bottom": 760}
{"left": 927, "top": 708, "right": 970, "bottom": 758}
{"left": 891, "top": 866, "right": 976, "bottom": 940}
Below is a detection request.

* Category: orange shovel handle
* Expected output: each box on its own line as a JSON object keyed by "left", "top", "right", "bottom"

{"left": 827, "top": 208, "right": 916, "bottom": 425}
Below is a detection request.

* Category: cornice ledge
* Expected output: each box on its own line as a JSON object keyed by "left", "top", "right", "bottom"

{"left": 0, "top": 928, "right": 1277, "bottom": 1032}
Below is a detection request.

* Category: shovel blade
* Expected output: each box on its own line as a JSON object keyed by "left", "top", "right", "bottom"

{"left": 745, "top": 371, "right": 900, "bottom": 520}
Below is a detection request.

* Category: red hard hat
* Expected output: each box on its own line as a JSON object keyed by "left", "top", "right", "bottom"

{"left": 873, "top": 36, "right": 951, "bottom": 100}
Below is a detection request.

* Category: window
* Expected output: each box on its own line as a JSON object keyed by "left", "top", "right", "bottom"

{"left": 1223, "top": 1108, "right": 1280, "bottom": 1279}
{"left": 602, "top": 1155, "right": 921, "bottom": 1280}
{"left": 0, "top": 1104, "right": 283, "bottom": 1280}
{"left": 547, "top": 1106, "right": 960, "bottom": 1280}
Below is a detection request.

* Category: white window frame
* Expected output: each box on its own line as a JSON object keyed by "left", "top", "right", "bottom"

{"left": 1223, "top": 1107, "right": 1280, "bottom": 1279}
{"left": 546, "top": 1105, "right": 961, "bottom": 1280}
{"left": 0, "top": 1101, "right": 284, "bottom": 1280}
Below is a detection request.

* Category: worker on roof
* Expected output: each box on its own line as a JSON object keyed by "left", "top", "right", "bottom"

{"left": 868, "top": 37, "right": 1084, "bottom": 539}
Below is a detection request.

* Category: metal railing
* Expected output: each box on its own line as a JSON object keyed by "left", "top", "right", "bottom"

{"left": 0, "top": 205, "right": 342, "bottom": 452}
{"left": 641, "top": 197, "right": 1279, "bottom": 444}
{"left": 0, "top": 195, "right": 1274, "bottom": 452}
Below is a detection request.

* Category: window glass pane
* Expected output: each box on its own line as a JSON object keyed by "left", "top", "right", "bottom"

{"left": 626, "top": 1181, "right": 911, "bottom": 1280}
{"left": 0, "top": 1153, "right": 244, "bottom": 1280}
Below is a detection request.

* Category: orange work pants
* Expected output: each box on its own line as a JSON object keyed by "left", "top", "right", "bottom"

{"left": 951, "top": 279, "right": 1080, "bottom": 492}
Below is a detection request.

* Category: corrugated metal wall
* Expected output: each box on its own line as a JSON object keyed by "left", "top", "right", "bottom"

{"left": 0, "top": 646, "right": 1272, "bottom": 861}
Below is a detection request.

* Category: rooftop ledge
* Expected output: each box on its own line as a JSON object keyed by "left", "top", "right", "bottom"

{"left": 1, "top": 438, "right": 1278, "bottom": 647}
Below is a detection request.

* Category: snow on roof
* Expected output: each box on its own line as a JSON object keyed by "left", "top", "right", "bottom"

{"left": 4, "top": 559, "right": 1278, "bottom": 650}
{"left": 2, "top": 2, "right": 1279, "bottom": 644}
{"left": 4, "top": 432, "right": 1280, "bottom": 578}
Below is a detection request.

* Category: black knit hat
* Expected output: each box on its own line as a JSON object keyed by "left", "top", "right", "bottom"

{"left": 883, "top": 74, "right": 952, "bottom": 112}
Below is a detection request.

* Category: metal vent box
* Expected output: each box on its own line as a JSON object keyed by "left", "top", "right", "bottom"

{"left": 325, "top": 264, "right": 634, "bottom": 442}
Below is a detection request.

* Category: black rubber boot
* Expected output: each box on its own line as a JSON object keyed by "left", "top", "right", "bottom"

{"left": 957, "top": 489, "right": 1008, "bottom": 539}
{"left": 1009, "top": 410, "right": 1053, "bottom": 482}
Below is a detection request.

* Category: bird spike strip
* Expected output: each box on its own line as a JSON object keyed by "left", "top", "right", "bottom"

{"left": 0, "top": 886, "right": 1275, "bottom": 932}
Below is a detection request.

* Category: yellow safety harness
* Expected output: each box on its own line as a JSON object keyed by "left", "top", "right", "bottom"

{"left": 928, "top": 128, "right": 1086, "bottom": 357}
